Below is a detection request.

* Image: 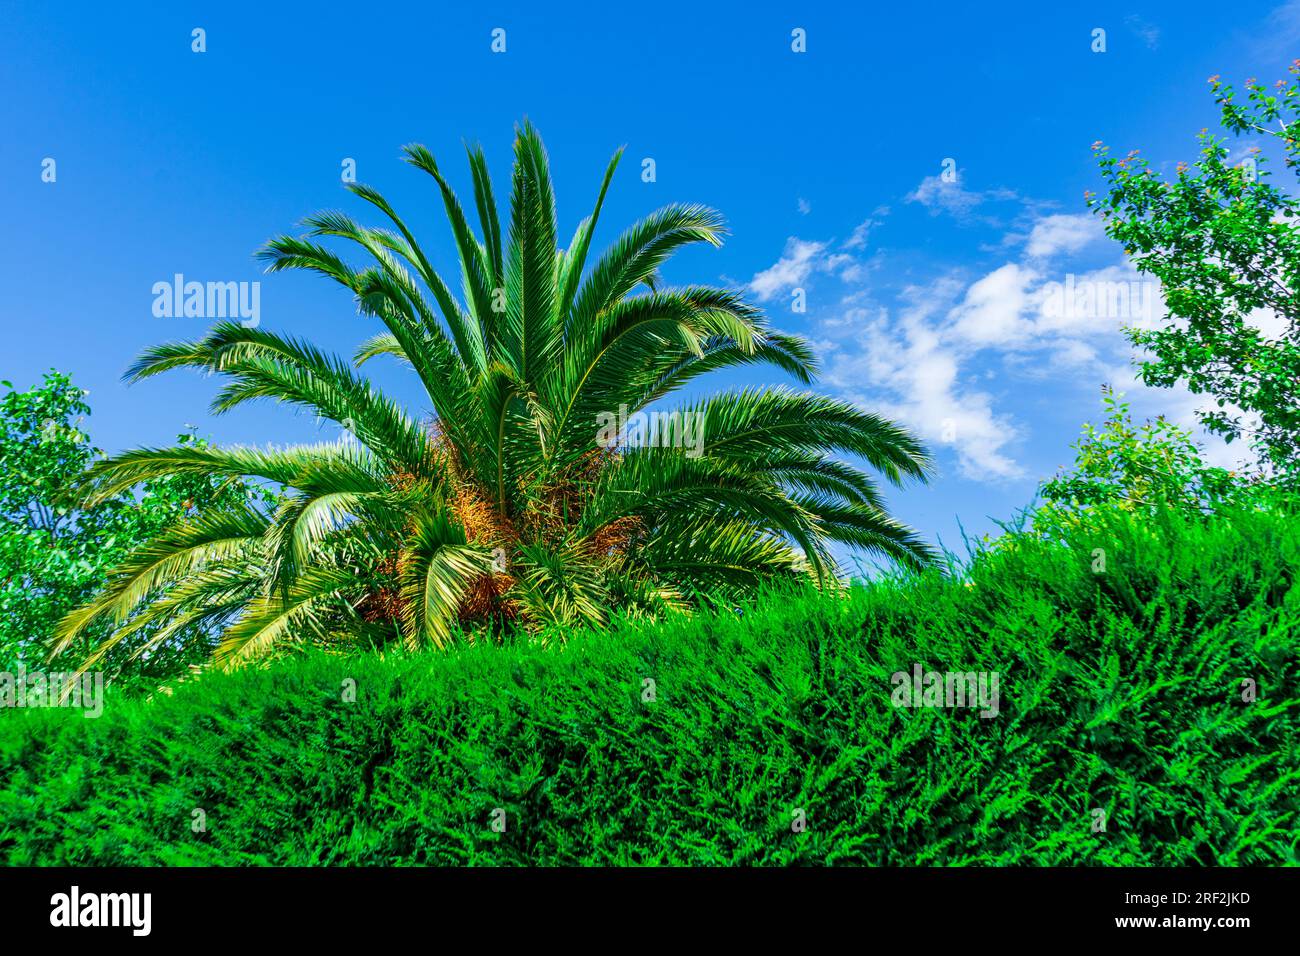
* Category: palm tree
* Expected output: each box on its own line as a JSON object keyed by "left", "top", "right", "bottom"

{"left": 54, "top": 123, "right": 935, "bottom": 671}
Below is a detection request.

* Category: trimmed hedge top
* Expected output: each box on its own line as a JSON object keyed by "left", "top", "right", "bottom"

{"left": 1, "top": 504, "right": 1297, "bottom": 865}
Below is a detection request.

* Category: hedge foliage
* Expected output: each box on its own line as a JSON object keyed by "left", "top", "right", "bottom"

{"left": 1, "top": 503, "right": 1296, "bottom": 865}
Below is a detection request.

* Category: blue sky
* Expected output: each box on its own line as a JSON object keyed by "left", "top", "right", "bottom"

{"left": 3, "top": 1, "right": 1297, "bottom": 561}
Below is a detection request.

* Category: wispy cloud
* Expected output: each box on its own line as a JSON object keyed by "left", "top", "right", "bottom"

{"left": 825, "top": 280, "right": 1026, "bottom": 480}
{"left": 748, "top": 238, "right": 828, "bottom": 301}
{"left": 905, "top": 173, "right": 1019, "bottom": 225}
{"left": 1267, "top": 0, "right": 1300, "bottom": 42}
{"left": 748, "top": 235, "right": 868, "bottom": 301}
{"left": 1124, "top": 14, "right": 1160, "bottom": 50}
{"left": 765, "top": 203, "right": 1255, "bottom": 482}
{"left": 907, "top": 174, "right": 984, "bottom": 217}
{"left": 1250, "top": 1, "right": 1300, "bottom": 60}
{"left": 844, "top": 210, "right": 887, "bottom": 250}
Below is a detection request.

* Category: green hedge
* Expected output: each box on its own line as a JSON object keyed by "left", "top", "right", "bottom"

{"left": 1, "top": 504, "right": 1297, "bottom": 865}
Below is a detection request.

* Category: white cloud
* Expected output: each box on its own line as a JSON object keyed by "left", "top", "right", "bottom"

{"left": 783, "top": 202, "right": 1271, "bottom": 482}
{"left": 1024, "top": 213, "right": 1104, "bottom": 258}
{"left": 748, "top": 208, "right": 894, "bottom": 301}
{"left": 824, "top": 279, "right": 1025, "bottom": 480}
{"left": 906, "top": 174, "right": 986, "bottom": 217}
{"left": 947, "top": 262, "right": 1039, "bottom": 347}
{"left": 748, "top": 237, "right": 873, "bottom": 301}
{"left": 905, "top": 174, "right": 1022, "bottom": 228}
{"left": 797, "top": 197, "right": 811, "bottom": 215}
{"left": 1046, "top": 339, "right": 1100, "bottom": 369}
{"left": 844, "top": 212, "right": 885, "bottom": 250}
{"left": 748, "top": 238, "right": 828, "bottom": 301}
{"left": 877, "top": 350, "right": 1024, "bottom": 481}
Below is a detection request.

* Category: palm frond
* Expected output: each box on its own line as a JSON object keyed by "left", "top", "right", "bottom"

{"left": 67, "top": 125, "right": 937, "bottom": 674}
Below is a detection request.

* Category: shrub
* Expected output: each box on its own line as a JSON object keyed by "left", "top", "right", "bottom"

{"left": 0, "top": 502, "right": 1295, "bottom": 865}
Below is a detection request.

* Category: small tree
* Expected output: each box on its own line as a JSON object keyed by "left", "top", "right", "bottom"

{"left": 0, "top": 371, "right": 269, "bottom": 683}
{"left": 1039, "top": 387, "right": 1239, "bottom": 517}
{"left": 1088, "top": 61, "right": 1300, "bottom": 485}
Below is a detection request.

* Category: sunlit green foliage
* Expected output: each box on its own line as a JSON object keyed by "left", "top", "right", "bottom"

{"left": 3, "top": 500, "right": 1294, "bottom": 865}
{"left": 0, "top": 372, "right": 270, "bottom": 684}
{"left": 1089, "top": 62, "right": 1300, "bottom": 484}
